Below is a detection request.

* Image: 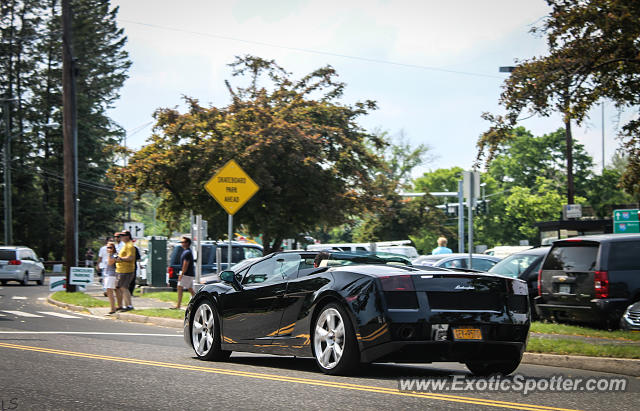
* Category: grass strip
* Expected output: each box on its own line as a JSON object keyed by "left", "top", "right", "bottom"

{"left": 51, "top": 291, "right": 110, "bottom": 308}
{"left": 530, "top": 321, "right": 640, "bottom": 341}
{"left": 131, "top": 308, "right": 185, "bottom": 319}
{"left": 137, "top": 291, "right": 190, "bottom": 304}
{"left": 527, "top": 336, "right": 640, "bottom": 359}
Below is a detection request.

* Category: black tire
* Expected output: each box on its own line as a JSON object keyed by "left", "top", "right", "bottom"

{"left": 466, "top": 355, "right": 522, "bottom": 376}
{"left": 21, "top": 272, "right": 29, "bottom": 286}
{"left": 36, "top": 271, "right": 45, "bottom": 286}
{"left": 0, "top": 280, "right": 6, "bottom": 285}
{"left": 190, "top": 298, "right": 231, "bottom": 361}
{"left": 311, "top": 302, "right": 360, "bottom": 375}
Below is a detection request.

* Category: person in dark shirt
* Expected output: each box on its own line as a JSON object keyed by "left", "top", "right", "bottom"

{"left": 174, "top": 236, "right": 195, "bottom": 309}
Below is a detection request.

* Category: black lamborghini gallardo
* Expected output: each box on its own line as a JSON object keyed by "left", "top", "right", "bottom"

{"left": 184, "top": 251, "right": 530, "bottom": 375}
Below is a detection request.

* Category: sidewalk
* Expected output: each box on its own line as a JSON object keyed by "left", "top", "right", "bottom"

{"left": 48, "top": 282, "right": 183, "bottom": 328}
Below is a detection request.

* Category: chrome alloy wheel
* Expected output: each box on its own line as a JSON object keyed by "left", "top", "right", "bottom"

{"left": 192, "top": 303, "right": 215, "bottom": 357}
{"left": 314, "top": 307, "right": 346, "bottom": 370}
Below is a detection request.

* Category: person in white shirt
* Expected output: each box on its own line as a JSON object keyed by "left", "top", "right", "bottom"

{"left": 97, "top": 237, "right": 113, "bottom": 292}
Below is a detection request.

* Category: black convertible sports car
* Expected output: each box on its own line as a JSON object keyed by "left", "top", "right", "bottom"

{"left": 184, "top": 251, "right": 530, "bottom": 375}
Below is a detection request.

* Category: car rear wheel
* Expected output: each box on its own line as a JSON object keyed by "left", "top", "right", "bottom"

{"left": 466, "top": 355, "right": 522, "bottom": 376}
{"left": 37, "top": 271, "right": 45, "bottom": 286}
{"left": 21, "top": 272, "right": 29, "bottom": 286}
{"left": 190, "top": 299, "right": 231, "bottom": 361}
{"left": 312, "top": 303, "right": 359, "bottom": 375}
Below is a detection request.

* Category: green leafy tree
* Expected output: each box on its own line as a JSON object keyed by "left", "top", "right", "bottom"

{"left": 1, "top": 0, "right": 130, "bottom": 258}
{"left": 477, "top": 0, "right": 640, "bottom": 201}
{"left": 111, "top": 56, "right": 384, "bottom": 254}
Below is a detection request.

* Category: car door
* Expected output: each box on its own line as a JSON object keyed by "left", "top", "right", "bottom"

{"left": 220, "top": 255, "right": 293, "bottom": 344}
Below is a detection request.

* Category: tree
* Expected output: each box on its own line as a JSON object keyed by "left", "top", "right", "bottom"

{"left": 477, "top": 0, "right": 640, "bottom": 201}
{"left": 110, "top": 56, "right": 384, "bottom": 254}
{"left": 0, "top": 0, "right": 130, "bottom": 258}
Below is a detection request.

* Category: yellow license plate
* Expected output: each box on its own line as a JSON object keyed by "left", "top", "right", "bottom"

{"left": 453, "top": 327, "right": 482, "bottom": 340}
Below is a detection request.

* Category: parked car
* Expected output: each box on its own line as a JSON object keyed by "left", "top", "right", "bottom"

{"left": 488, "top": 247, "right": 550, "bottom": 319}
{"left": 536, "top": 234, "right": 640, "bottom": 328}
{"left": 0, "top": 246, "right": 46, "bottom": 286}
{"left": 167, "top": 241, "right": 263, "bottom": 289}
{"left": 413, "top": 253, "right": 500, "bottom": 271}
{"left": 184, "top": 250, "right": 530, "bottom": 375}
{"left": 620, "top": 301, "right": 640, "bottom": 331}
{"left": 484, "top": 246, "right": 533, "bottom": 259}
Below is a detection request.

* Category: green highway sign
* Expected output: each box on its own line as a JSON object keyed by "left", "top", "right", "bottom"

{"left": 613, "top": 209, "right": 639, "bottom": 222}
{"left": 614, "top": 221, "right": 640, "bottom": 234}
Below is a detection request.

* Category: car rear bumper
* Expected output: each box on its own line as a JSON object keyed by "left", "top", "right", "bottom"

{"left": 535, "top": 297, "right": 629, "bottom": 324}
{"left": 0, "top": 269, "right": 22, "bottom": 281}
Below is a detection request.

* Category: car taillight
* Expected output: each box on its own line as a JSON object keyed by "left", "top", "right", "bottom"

{"left": 594, "top": 271, "right": 609, "bottom": 299}
{"left": 380, "top": 275, "right": 415, "bottom": 291}
{"left": 537, "top": 269, "right": 542, "bottom": 297}
{"left": 168, "top": 267, "right": 175, "bottom": 278}
{"left": 8, "top": 260, "right": 21, "bottom": 265}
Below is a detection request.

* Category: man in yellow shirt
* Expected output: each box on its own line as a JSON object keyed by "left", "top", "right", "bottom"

{"left": 114, "top": 230, "right": 136, "bottom": 311}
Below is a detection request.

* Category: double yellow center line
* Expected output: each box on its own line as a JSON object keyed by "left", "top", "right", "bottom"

{"left": 0, "top": 342, "right": 579, "bottom": 411}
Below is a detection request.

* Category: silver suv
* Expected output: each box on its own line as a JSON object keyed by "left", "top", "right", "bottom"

{"left": 0, "top": 246, "right": 46, "bottom": 286}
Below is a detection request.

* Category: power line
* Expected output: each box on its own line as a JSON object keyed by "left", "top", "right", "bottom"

{"left": 119, "top": 19, "right": 503, "bottom": 80}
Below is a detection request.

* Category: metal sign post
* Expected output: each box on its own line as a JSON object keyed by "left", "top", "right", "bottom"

{"left": 228, "top": 214, "right": 233, "bottom": 269}
{"left": 204, "top": 159, "right": 260, "bottom": 269}
{"left": 467, "top": 174, "right": 474, "bottom": 269}
{"left": 196, "top": 214, "right": 203, "bottom": 284}
{"left": 458, "top": 180, "right": 464, "bottom": 253}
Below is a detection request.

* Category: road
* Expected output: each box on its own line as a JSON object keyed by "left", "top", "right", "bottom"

{"left": 1, "top": 280, "right": 638, "bottom": 410}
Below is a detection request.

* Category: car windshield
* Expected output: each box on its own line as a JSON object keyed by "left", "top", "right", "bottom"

{"left": 489, "top": 253, "right": 540, "bottom": 277}
{"left": 325, "top": 251, "right": 411, "bottom": 266}
{"left": 0, "top": 250, "right": 16, "bottom": 260}
{"left": 543, "top": 243, "right": 598, "bottom": 271}
{"left": 413, "top": 255, "right": 447, "bottom": 265}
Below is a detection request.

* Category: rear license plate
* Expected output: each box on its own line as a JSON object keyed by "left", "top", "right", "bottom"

{"left": 558, "top": 284, "right": 571, "bottom": 294}
{"left": 453, "top": 327, "right": 482, "bottom": 340}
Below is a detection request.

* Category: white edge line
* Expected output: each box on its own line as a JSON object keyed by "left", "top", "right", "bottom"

{"left": 0, "top": 331, "right": 181, "bottom": 336}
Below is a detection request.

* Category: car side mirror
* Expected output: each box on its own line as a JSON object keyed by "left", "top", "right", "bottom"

{"left": 220, "top": 270, "right": 242, "bottom": 291}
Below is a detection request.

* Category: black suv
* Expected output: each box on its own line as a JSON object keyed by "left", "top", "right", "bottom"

{"left": 535, "top": 234, "right": 640, "bottom": 327}
{"left": 167, "top": 241, "right": 263, "bottom": 289}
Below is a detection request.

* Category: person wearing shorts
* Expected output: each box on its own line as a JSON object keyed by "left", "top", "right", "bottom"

{"left": 103, "top": 242, "right": 118, "bottom": 314}
{"left": 173, "top": 236, "right": 195, "bottom": 309}
{"left": 114, "top": 230, "right": 136, "bottom": 311}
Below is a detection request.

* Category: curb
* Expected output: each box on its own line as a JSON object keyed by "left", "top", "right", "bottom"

{"left": 110, "top": 311, "right": 182, "bottom": 328}
{"left": 47, "top": 294, "right": 182, "bottom": 329}
{"left": 522, "top": 352, "right": 640, "bottom": 377}
{"left": 47, "top": 297, "right": 91, "bottom": 313}
{"left": 47, "top": 295, "right": 639, "bottom": 376}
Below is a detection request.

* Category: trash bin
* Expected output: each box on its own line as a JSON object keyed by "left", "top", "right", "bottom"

{"left": 147, "top": 236, "right": 167, "bottom": 287}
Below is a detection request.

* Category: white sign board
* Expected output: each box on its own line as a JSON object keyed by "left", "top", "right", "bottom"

{"left": 49, "top": 276, "right": 86, "bottom": 291}
{"left": 69, "top": 267, "right": 94, "bottom": 285}
{"left": 563, "top": 204, "right": 582, "bottom": 219}
{"left": 463, "top": 171, "right": 480, "bottom": 201}
{"left": 124, "top": 222, "right": 145, "bottom": 239}
{"left": 49, "top": 276, "right": 67, "bottom": 291}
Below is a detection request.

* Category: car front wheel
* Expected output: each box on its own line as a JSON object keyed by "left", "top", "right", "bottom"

{"left": 312, "top": 303, "right": 359, "bottom": 375}
{"left": 37, "top": 271, "right": 45, "bottom": 286}
{"left": 190, "top": 299, "right": 231, "bottom": 361}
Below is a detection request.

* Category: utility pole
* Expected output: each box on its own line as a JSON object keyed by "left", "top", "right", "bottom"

{"left": 62, "top": 0, "right": 78, "bottom": 291}
{"left": 2, "top": 100, "right": 12, "bottom": 245}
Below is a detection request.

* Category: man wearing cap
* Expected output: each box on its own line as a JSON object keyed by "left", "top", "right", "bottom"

{"left": 114, "top": 230, "right": 136, "bottom": 311}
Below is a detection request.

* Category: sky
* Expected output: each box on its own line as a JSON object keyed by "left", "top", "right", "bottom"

{"left": 109, "top": 0, "right": 630, "bottom": 177}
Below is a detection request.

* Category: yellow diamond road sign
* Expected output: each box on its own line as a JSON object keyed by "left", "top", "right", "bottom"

{"left": 205, "top": 160, "right": 259, "bottom": 215}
